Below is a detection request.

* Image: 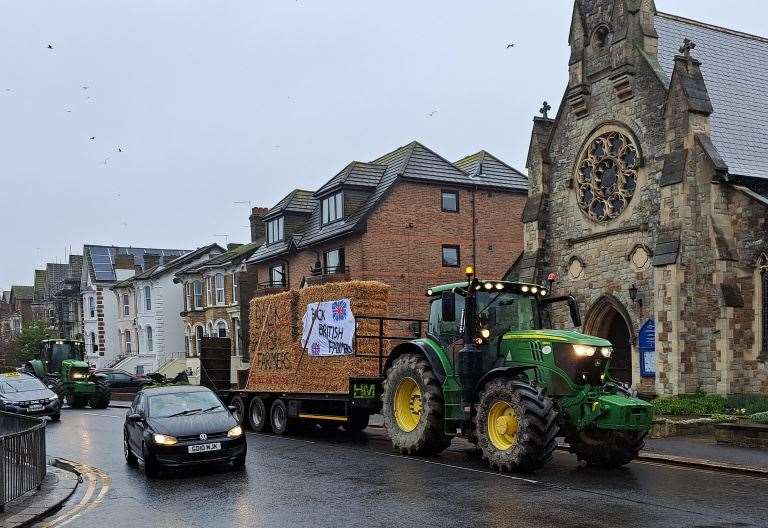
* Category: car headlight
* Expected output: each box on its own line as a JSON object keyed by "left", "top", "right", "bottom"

{"left": 573, "top": 344, "right": 596, "bottom": 357}
{"left": 227, "top": 425, "right": 243, "bottom": 438}
{"left": 600, "top": 347, "right": 612, "bottom": 358}
{"left": 153, "top": 434, "right": 178, "bottom": 446}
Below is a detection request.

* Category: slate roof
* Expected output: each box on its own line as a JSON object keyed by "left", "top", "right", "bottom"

{"left": 453, "top": 150, "right": 528, "bottom": 191}
{"left": 248, "top": 141, "right": 525, "bottom": 264}
{"left": 181, "top": 242, "right": 260, "bottom": 273}
{"left": 83, "top": 245, "right": 190, "bottom": 283}
{"left": 264, "top": 189, "right": 316, "bottom": 220}
{"left": 655, "top": 12, "right": 768, "bottom": 181}
{"left": 67, "top": 255, "right": 83, "bottom": 282}
{"left": 33, "top": 270, "right": 47, "bottom": 302}
{"left": 314, "top": 162, "right": 386, "bottom": 197}
{"left": 10, "top": 285, "right": 34, "bottom": 301}
{"left": 133, "top": 244, "right": 224, "bottom": 281}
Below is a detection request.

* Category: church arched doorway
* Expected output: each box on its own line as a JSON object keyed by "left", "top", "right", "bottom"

{"left": 584, "top": 296, "right": 633, "bottom": 384}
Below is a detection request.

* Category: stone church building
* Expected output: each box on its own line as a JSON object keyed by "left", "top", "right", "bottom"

{"left": 514, "top": 0, "right": 768, "bottom": 396}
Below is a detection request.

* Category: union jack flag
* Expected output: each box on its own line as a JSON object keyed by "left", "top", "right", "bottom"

{"left": 331, "top": 300, "right": 347, "bottom": 321}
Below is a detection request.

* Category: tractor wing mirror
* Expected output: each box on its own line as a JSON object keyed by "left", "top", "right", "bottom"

{"left": 568, "top": 296, "right": 582, "bottom": 327}
{"left": 441, "top": 292, "right": 456, "bottom": 322}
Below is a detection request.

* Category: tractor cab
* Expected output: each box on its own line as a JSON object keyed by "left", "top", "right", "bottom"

{"left": 39, "top": 339, "right": 87, "bottom": 375}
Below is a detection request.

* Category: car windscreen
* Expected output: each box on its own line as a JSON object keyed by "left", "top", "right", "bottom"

{"left": 147, "top": 391, "right": 224, "bottom": 418}
{"left": 0, "top": 377, "right": 45, "bottom": 393}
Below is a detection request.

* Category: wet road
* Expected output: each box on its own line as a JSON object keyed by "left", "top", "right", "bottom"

{"left": 36, "top": 407, "right": 768, "bottom": 528}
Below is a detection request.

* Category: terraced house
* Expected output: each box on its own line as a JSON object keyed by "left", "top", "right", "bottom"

{"left": 176, "top": 241, "right": 262, "bottom": 384}
{"left": 244, "top": 140, "right": 529, "bottom": 321}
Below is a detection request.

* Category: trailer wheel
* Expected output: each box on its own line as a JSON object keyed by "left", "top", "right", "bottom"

{"left": 475, "top": 377, "right": 558, "bottom": 473}
{"left": 565, "top": 429, "right": 646, "bottom": 468}
{"left": 269, "top": 399, "right": 290, "bottom": 435}
{"left": 248, "top": 397, "right": 270, "bottom": 432}
{"left": 230, "top": 396, "right": 246, "bottom": 425}
{"left": 382, "top": 353, "right": 451, "bottom": 456}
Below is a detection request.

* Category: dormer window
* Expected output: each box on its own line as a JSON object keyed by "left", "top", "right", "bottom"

{"left": 321, "top": 192, "right": 343, "bottom": 225}
{"left": 267, "top": 216, "right": 284, "bottom": 244}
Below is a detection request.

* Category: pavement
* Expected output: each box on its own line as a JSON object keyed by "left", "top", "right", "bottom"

{"left": 0, "top": 464, "right": 78, "bottom": 528}
{"left": 36, "top": 406, "right": 768, "bottom": 527}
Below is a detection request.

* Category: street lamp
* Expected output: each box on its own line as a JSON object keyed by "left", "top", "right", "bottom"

{"left": 628, "top": 284, "right": 643, "bottom": 309}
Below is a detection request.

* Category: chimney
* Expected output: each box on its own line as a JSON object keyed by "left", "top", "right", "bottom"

{"left": 143, "top": 254, "right": 161, "bottom": 270}
{"left": 249, "top": 207, "right": 269, "bottom": 244}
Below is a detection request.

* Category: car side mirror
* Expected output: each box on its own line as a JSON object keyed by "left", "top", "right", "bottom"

{"left": 127, "top": 413, "right": 144, "bottom": 423}
{"left": 441, "top": 292, "right": 455, "bottom": 322}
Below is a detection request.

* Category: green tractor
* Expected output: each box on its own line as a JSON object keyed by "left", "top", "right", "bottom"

{"left": 381, "top": 268, "right": 653, "bottom": 472}
{"left": 23, "top": 339, "right": 111, "bottom": 409}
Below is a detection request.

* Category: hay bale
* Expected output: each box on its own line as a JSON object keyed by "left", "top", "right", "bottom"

{"left": 245, "top": 281, "right": 391, "bottom": 394}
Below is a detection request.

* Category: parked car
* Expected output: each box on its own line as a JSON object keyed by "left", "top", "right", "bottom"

{"left": 123, "top": 385, "right": 246, "bottom": 477}
{"left": 95, "top": 369, "right": 153, "bottom": 393}
{"left": 0, "top": 371, "right": 61, "bottom": 421}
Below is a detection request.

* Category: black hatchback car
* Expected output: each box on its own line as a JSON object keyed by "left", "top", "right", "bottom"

{"left": 0, "top": 372, "right": 61, "bottom": 421}
{"left": 123, "top": 385, "right": 246, "bottom": 477}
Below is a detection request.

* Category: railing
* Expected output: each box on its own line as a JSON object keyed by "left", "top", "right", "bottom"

{"left": 0, "top": 412, "right": 47, "bottom": 512}
{"left": 353, "top": 316, "right": 427, "bottom": 376}
{"left": 310, "top": 265, "right": 350, "bottom": 277}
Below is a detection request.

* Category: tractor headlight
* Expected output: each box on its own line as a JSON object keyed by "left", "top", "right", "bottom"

{"left": 480, "top": 328, "right": 491, "bottom": 339}
{"left": 600, "top": 347, "right": 613, "bottom": 358}
{"left": 153, "top": 434, "right": 178, "bottom": 446}
{"left": 227, "top": 425, "right": 243, "bottom": 438}
{"left": 71, "top": 371, "right": 88, "bottom": 380}
{"left": 573, "top": 345, "right": 596, "bottom": 357}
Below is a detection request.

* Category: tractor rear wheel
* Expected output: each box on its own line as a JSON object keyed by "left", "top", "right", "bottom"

{"left": 382, "top": 354, "right": 451, "bottom": 456}
{"left": 566, "top": 429, "right": 645, "bottom": 468}
{"left": 90, "top": 380, "right": 111, "bottom": 409}
{"left": 475, "top": 377, "right": 558, "bottom": 473}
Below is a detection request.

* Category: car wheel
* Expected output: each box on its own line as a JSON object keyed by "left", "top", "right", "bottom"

{"left": 49, "top": 413, "right": 61, "bottom": 422}
{"left": 269, "top": 399, "right": 289, "bottom": 435}
{"left": 248, "top": 397, "right": 271, "bottom": 432}
{"left": 124, "top": 432, "right": 137, "bottom": 466}
{"left": 142, "top": 442, "right": 159, "bottom": 477}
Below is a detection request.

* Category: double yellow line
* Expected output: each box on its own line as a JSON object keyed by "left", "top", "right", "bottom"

{"left": 39, "top": 460, "right": 111, "bottom": 527}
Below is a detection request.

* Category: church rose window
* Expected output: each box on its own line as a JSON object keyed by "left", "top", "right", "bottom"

{"left": 576, "top": 130, "right": 639, "bottom": 223}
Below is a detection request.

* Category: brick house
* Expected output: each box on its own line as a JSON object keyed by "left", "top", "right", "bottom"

{"left": 244, "top": 140, "right": 528, "bottom": 323}
{"left": 0, "top": 285, "right": 33, "bottom": 338}
{"left": 511, "top": 0, "right": 768, "bottom": 396}
{"left": 175, "top": 241, "right": 263, "bottom": 384}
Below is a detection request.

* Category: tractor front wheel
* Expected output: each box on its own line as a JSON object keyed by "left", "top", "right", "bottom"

{"left": 565, "top": 429, "right": 645, "bottom": 468}
{"left": 382, "top": 354, "right": 451, "bottom": 456}
{"left": 46, "top": 377, "right": 66, "bottom": 401}
{"left": 90, "top": 380, "right": 111, "bottom": 409}
{"left": 475, "top": 377, "right": 558, "bottom": 473}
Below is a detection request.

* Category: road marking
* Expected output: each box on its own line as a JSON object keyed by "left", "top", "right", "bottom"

{"left": 39, "top": 461, "right": 111, "bottom": 527}
{"left": 246, "top": 432, "right": 540, "bottom": 484}
{"left": 633, "top": 458, "right": 768, "bottom": 482}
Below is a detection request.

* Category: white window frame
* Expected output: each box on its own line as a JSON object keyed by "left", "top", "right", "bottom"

{"left": 144, "top": 285, "right": 152, "bottom": 311}
{"left": 216, "top": 320, "right": 228, "bottom": 338}
{"left": 185, "top": 283, "right": 192, "bottom": 311}
{"left": 88, "top": 296, "right": 95, "bottom": 318}
{"left": 122, "top": 294, "right": 130, "bottom": 316}
{"left": 232, "top": 273, "right": 239, "bottom": 305}
{"left": 125, "top": 330, "right": 132, "bottom": 354}
{"left": 321, "top": 192, "right": 343, "bottom": 225}
{"left": 270, "top": 264, "right": 285, "bottom": 286}
{"left": 233, "top": 318, "right": 241, "bottom": 357}
{"left": 267, "top": 216, "right": 284, "bottom": 244}
{"left": 215, "top": 274, "right": 225, "bottom": 305}
{"left": 195, "top": 325, "right": 204, "bottom": 356}
{"left": 146, "top": 326, "right": 154, "bottom": 352}
{"left": 193, "top": 281, "right": 203, "bottom": 309}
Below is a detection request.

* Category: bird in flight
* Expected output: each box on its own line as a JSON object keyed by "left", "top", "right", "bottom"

{"left": 82, "top": 86, "right": 89, "bottom": 90}
{"left": 89, "top": 136, "right": 96, "bottom": 140}
{"left": 47, "top": 44, "right": 54, "bottom": 49}
{"left": 117, "top": 146, "right": 123, "bottom": 153}
{"left": 506, "top": 43, "right": 515, "bottom": 48}
{"left": 427, "top": 110, "right": 437, "bottom": 117}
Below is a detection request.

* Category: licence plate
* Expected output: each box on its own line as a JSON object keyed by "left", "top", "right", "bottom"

{"left": 188, "top": 442, "right": 221, "bottom": 453}
{"left": 29, "top": 404, "right": 44, "bottom": 412}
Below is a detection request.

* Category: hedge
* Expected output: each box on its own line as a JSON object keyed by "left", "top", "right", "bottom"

{"left": 651, "top": 394, "right": 727, "bottom": 416}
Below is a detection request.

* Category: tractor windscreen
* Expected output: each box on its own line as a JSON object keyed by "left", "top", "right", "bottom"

{"left": 476, "top": 292, "right": 540, "bottom": 345}
{"left": 49, "top": 342, "right": 85, "bottom": 371}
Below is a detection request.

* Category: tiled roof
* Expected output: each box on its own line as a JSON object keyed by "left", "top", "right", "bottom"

{"left": 655, "top": 12, "right": 768, "bottom": 181}
{"left": 314, "top": 162, "right": 387, "bottom": 197}
{"left": 248, "top": 141, "right": 524, "bottom": 264}
{"left": 134, "top": 244, "right": 224, "bottom": 281}
{"left": 183, "top": 242, "right": 260, "bottom": 272}
{"left": 33, "top": 270, "right": 46, "bottom": 301}
{"left": 453, "top": 150, "right": 528, "bottom": 191}
{"left": 264, "top": 189, "right": 316, "bottom": 220}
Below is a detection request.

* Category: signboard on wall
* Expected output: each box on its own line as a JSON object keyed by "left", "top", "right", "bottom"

{"left": 301, "top": 298, "right": 356, "bottom": 356}
{"left": 638, "top": 319, "right": 656, "bottom": 377}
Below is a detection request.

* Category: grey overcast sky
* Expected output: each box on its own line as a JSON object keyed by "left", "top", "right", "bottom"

{"left": 1, "top": 1, "right": 766, "bottom": 288}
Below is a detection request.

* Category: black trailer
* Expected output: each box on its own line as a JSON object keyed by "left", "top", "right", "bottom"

{"left": 206, "top": 316, "right": 426, "bottom": 434}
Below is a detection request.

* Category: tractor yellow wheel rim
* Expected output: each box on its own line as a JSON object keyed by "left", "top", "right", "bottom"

{"left": 488, "top": 401, "right": 519, "bottom": 451}
{"left": 393, "top": 377, "right": 422, "bottom": 432}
